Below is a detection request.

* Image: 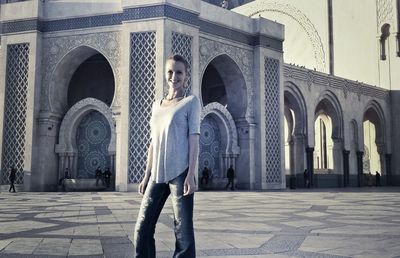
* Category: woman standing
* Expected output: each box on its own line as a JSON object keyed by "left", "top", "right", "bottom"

{"left": 134, "top": 54, "right": 200, "bottom": 258}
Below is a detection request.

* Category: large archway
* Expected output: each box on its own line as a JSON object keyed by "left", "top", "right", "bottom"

{"left": 201, "top": 54, "right": 247, "bottom": 120}
{"left": 201, "top": 54, "right": 247, "bottom": 188}
{"left": 313, "top": 91, "right": 343, "bottom": 187}
{"left": 362, "top": 101, "right": 386, "bottom": 186}
{"left": 49, "top": 46, "right": 116, "bottom": 115}
{"left": 284, "top": 82, "right": 307, "bottom": 188}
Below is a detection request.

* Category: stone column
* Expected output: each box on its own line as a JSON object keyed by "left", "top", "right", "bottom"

{"left": 356, "top": 151, "right": 364, "bottom": 187}
{"left": 377, "top": 143, "right": 386, "bottom": 184}
{"left": 306, "top": 147, "right": 314, "bottom": 187}
{"left": 293, "top": 135, "right": 305, "bottom": 187}
{"left": 288, "top": 136, "right": 295, "bottom": 189}
{"left": 235, "top": 119, "right": 252, "bottom": 189}
{"left": 342, "top": 150, "right": 350, "bottom": 187}
{"left": 72, "top": 153, "right": 78, "bottom": 178}
{"left": 248, "top": 123, "right": 256, "bottom": 190}
{"left": 332, "top": 138, "right": 344, "bottom": 175}
{"left": 58, "top": 153, "right": 65, "bottom": 180}
{"left": 386, "top": 154, "right": 392, "bottom": 186}
{"left": 31, "top": 114, "right": 61, "bottom": 191}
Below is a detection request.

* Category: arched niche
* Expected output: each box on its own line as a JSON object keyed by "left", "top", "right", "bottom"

{"left": 284, "top": 82, "right": 307, "bottom": 187}
{"left": 315, "top": 91, "right": 343, "bottom": 140}
{"left": 284, "top": 82, "right": 307, "bottom": 136}
{"left": 362, "top": 100, "right": 386, "bottom": 180}
{"left": 314, "top": 91, "right": 344, "bottom": 175}
{"left": 363, "top": 100, "right": 386, "bottom": 145}
{"left": 55, "top": 98, "right": 116, "bottom": 179}
{"left": 199, "top": 102, "right": 240, "bottom": 180}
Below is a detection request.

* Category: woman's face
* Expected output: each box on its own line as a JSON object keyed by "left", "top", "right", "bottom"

{"left": 165, "top": 59, "right": 187, "bottom": 91}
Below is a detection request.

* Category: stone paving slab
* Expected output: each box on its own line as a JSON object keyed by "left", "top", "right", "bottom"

{"left": 0, "top": 188, "right": 400, "bottom": 257}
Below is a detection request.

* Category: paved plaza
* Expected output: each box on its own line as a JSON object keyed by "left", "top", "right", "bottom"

{"left": 0, "top": 188, "right": 400, "bottom": 258}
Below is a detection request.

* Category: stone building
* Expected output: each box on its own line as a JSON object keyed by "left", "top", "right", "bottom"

{"left": 0, "top": 0, "right": 398, "bottom": 191}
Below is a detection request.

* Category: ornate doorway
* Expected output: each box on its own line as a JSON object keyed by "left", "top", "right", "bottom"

{"left": 76, "top": 111, "right": 111, "bottom": 178}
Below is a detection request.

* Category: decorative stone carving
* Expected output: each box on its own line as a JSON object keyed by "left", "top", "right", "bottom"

{"left": 376, "top": 0, "right": 394, "bottom": 28}
{"left": 41, "top": 31, "right": 122, "bottom": 113}
{"left": 200, "top": 102, "right": 240, "bottom": 155}
{"left": 56, "top": 98, "right": 116, "bottom": 154}
{"left": 237, "top": 0, "right": 326, "bottom": 72}
{"left": 199, "top": 37, "right": 254, "bottom": 122}
{"left": 283, "top": 64, "right": 390, "bottom": 100}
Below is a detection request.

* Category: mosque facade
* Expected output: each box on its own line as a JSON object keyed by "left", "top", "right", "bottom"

{"left": 0, "top": 0, "right": 399, "bottom": 191}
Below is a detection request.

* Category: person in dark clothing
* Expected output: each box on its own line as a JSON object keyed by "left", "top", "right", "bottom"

{"left": 64, "top": 168, "right": 70, "bottom": 179}
{"left": 375, "top": 171, "right": 381, "bottom": 186}
{"left": 104, "top": 167, "right": 112, "bottom": 188}
{"left": 95, "top": 167, "right": 103, "bottom": 186}
{"left": 200, "top": 166, "right": 210, "bottom": 185}
{"left": 9, "top": 166, "right": 16, "bottom": 193}
{"left": 226, "top": 165, "right": 235, "bottom": 191}
{"left": 303, "top": 169, "right": 309, "bottom": 188}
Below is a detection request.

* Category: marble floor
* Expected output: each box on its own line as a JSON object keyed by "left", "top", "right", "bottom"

{"left": 0, "top": 188, "right": 400, "bottom": 257}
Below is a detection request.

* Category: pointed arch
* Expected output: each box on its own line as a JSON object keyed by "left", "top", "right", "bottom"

{"left": 200, "top": 102, "right": 240, "bottom": 155}
{"left": 315, "top": 90, "right": 343, "bottom": 139}
{"left": 284, "top": 81, "right": 307, "bottom": 136}
{"left": 201, "top": 54, "right": 247, "bottom": 120}
{"left": 49, "top": 45, "right": 117, "bottom": 115}
{"left": 363, "top": 100, "right": 386, "bottom": 145}
{"left": 56, "top": 98, "right": 116, "bottom": 155}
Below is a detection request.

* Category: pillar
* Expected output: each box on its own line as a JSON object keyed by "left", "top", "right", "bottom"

{"left": 377, "top": 143, "right": 386, "bottom": 182}
{"left": 332, "top": 138, "right": 344, "bottom": 174}
{"left": 386, "top": 154, "right": 392, "bottom": 185}
{"left": 288, "top": 136, "right": 295, "bottom": 189}
{"left": 293, "top": 135, "right": 305, "bottom": 187}
{"left": 356, "top": 151, "right": 364, "bottom": 187}
{"left": 306, "top": 147, "right": 314, "bottom": 187}
{"left": 342, "top": 150, "right": 350, "bottom": 187}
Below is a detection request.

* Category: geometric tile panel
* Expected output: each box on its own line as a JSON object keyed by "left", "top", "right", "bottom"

{"left": 1, "top": 43, "right": 30, "bottom": 185}
{"left": 128, "top": 32, "right": 156, "bottom": 184}
{"left": 171, "top": 32, "right": 193, "bottom": 94}
{"left": 199, "top": 115, "right": 221, "bottom": 178}
{"left": 76, "top": 111, "right": 111, "bottom": 179}
{"left": 264, "top": 57, "right": 281, "bottom": 184}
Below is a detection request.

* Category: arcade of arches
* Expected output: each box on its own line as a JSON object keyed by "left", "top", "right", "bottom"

{"left": 284, "top": 83, "right": 389, "bottom": 188}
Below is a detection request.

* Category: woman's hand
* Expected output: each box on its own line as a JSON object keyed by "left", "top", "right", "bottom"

{"left": 138, "top": 176, "right": 150, "bottom": 195}
{"left": 184, "top": 173, "right": 196, "bottom": 196}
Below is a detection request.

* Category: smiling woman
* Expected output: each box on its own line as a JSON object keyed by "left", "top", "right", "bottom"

{"left": 133, "top": 54, "right": 200, "bottom": 258}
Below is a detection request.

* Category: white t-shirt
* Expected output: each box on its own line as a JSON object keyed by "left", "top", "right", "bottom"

{"left": 150, "top": 95, "right": 201, "bottom": 183}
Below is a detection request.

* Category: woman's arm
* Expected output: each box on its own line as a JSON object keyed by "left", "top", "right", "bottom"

{"left": 139, "top": 142, "right": 153, "bottom": 194}
{"left": 184, "top": 134, "right": 199, "bottom": 196}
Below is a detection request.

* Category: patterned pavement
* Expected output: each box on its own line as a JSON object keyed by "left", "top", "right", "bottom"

{"left": 0, "top": 188, "right": 400, "bottom": 257}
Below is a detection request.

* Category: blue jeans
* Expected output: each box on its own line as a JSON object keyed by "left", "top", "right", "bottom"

{"left": 134, "top": 170, "right": 195, "bottom": 258}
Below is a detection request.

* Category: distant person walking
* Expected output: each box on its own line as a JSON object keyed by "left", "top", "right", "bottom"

{"left": 9, "top": 166, "right": 16, "bottom": 193}
{"left": 104, "top": 167, "right": 112, "bottom": 188}
{"left": 375, "top": 171, "right": 381, "bottom": 187}
{"left": 303, "top": 169, "right": 309, "bottom": 188}
{"left": 64, "top": 168, "right": 70, "bottom": 179}
{"left": 201, "top": 166, "right": 210, "bottom": 185}
{"left": 95, "top": 167, "right": 103, "bottom": 186}
{"left": 226, "top": 165, "right": 235, "bottom": 191}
